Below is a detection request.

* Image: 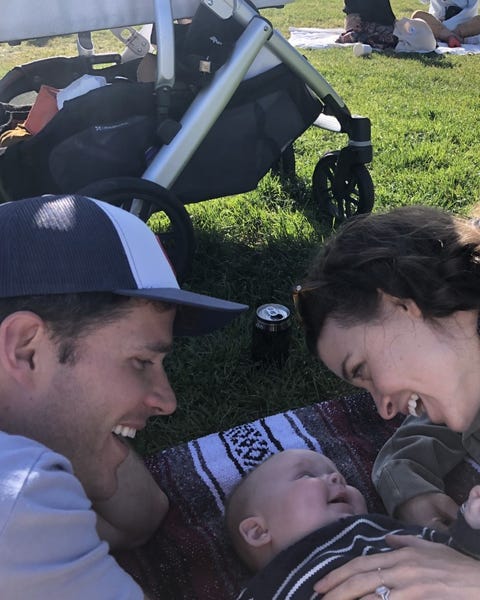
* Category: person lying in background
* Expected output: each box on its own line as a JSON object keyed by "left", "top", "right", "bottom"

{"left": 412, "top": 0, "right": 480, "bottom": 46}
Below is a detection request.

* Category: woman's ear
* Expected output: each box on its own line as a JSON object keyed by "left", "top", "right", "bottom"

{"left": 378, "top": 290, "right": 422, "bottom": 318}
{"left": 238, "top": 515, "right": 271, "bottom": 548}
{"left": 0, "top": 312, "right": 44, "bottom": 388}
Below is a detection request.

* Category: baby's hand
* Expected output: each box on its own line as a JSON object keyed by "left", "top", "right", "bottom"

{"left": 463, "top": 485, "right": 480, "bottom": 529}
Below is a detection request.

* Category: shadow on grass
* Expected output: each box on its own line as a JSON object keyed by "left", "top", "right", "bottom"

{"left": 185, "top": 212, "right": 329, "bottom": 302}
{"left": 386, "top": 50, "right": 455, "bottom": 68}
{"left": 134, "top": 223, "right": 349, "bottom": 455}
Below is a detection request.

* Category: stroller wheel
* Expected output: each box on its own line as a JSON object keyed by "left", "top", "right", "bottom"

{"left": 77, "top": 177, "right": 195, "bottom": 283}
{"left": 312, "top": 151, "right": 374, "bottom": 227}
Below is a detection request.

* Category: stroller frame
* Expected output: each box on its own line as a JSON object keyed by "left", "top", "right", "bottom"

{"left": 0, "top": 0, "right": 373, "bottom": 279}
{"left": 145, "top": 0, "right": 372, "bottom": 191}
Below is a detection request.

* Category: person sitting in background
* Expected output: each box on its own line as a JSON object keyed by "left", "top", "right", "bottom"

{"left": 336, "top": 0, "right": 398, "bottom": 49}
{"left": 226, "top": 448, "right": 480, "bottom": 599}
{"left": 412, "top": 0, "right": 480, "bottom": 46}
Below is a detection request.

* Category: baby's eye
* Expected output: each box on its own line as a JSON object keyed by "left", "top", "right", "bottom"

{"left": 297, "top": 472, "right": 314, "bottom": 479}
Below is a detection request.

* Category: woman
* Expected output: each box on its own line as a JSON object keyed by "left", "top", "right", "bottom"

{"left": 294, "top": 205, "right": 480, "bottom": 599}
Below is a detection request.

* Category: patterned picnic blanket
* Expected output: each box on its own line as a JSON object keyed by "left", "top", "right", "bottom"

{"left": 115, "top": 391, "right": 480, "bottom": 600}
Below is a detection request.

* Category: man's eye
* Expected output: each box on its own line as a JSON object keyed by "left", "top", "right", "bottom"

{"left": 133, "top": 358, "right": 153, "bottom": 370}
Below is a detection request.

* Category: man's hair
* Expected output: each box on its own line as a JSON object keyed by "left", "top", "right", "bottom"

{"left": 296, "top": 205, "right": 480, "bottom": 355}
{"left": 0, "top": 293, "right": 165, "bottom": 364}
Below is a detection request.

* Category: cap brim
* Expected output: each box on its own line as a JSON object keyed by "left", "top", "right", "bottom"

{"left": 115, "top": 287, "right": 248, "bottom": 336}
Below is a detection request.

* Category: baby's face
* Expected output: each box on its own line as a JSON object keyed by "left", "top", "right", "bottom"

{"left": 251, "top": 449, "right": 367, "bottom": 553}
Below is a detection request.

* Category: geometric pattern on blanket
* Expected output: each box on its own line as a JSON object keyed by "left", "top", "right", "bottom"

{"left": 114, "top": 391, "right": 480, "bottom": 600}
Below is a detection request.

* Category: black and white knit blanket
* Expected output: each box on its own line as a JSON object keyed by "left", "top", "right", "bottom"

{"left": 115, "top": 391, "right": 480, "bottom": 600}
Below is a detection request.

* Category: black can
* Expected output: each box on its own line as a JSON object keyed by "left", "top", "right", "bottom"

{"left": 251, "top": 303, "right": 291, "bottom": 366}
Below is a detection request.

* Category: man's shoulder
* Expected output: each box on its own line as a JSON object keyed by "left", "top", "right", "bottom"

{"left": 0, "top": 431, "right": 76, "bottom": 511}
{"left": 0, "top": 430, "right": 72, "bottom": 473}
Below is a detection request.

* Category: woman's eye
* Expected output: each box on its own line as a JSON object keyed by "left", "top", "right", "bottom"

{"left": 351, "top": 363, "right": 365, "bottom": 380}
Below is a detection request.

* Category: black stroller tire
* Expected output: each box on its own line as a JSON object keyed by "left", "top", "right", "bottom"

{"left": 77, "top": 177, "right": 195, "bottom": 283}
{"left": 312, "top": 152, "right": 374, "bottom": 226}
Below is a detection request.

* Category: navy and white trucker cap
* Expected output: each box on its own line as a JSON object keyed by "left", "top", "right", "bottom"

{"left": 0, "top": 195, "right": 248, "bottom": 335}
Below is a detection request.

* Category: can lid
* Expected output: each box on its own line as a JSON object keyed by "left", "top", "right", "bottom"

{"left": 255, "top": 304, "right": 291, "bottom": 331}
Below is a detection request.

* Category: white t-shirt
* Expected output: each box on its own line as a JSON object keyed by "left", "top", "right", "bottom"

{"left": 0, "top": 431, "right": 143, "bottom": 599}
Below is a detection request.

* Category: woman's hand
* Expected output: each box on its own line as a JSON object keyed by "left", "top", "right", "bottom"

{"left": 396, "top": 491, "right": 458, "bottom": 531}
{"left": 314, "top": 535, "right": 480, "bottom": 599}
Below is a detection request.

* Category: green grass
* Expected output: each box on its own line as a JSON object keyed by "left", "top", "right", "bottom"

{"left": 2, "top": 0, "right": 480, "bottom": 453}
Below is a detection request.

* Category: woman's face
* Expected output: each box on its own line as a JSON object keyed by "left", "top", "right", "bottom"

{"left": 317, "top": 294, "right": 480, "bottom": 432}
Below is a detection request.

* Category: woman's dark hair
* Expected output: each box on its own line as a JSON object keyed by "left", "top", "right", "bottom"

{"left": 296, "top": 205, "right": 480, "bottom": 355}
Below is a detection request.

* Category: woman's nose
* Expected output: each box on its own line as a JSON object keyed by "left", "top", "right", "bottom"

{"left": 372, "top": 391, "right": 397, "bottom": 420}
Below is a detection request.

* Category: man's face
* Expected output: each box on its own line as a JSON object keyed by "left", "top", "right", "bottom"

{"left": 250, "top": 449, "right": 367, "bottom": 554}
{"left": 30, "top": 301, "right": 177, "bottom": 500}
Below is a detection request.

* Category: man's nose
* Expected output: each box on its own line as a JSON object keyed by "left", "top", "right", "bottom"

{"left": 145, "top": 372, "right": 177, "bottom": 415}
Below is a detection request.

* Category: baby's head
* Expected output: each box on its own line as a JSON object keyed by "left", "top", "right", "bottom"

{"left": 225, "top": 449, "right": 367, "bottom": 571}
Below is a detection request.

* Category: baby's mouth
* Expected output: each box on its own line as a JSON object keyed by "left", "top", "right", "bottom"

{"left": 330, "top": 490, "right": 348, "bottom": 504}
{"left": 408, "top": 393, "right": 424, "bottom": 418}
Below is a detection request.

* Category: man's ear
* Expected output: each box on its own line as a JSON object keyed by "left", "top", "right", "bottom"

{"left": 378, "top": 290, "right": 422, "bottom": 318}
{"left": 238, "top": 515, "right": 271, "bottom": 548}
{"left": 0, "top": 312, "right": 44, "bottom": 387}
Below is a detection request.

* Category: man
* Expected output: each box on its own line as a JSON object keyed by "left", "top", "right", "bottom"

{"left": 0, "top": 194, "right": 248, "bottom": 598}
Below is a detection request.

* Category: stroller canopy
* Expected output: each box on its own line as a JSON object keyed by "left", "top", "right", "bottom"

{"left": 0, "top": 0, "right": 293, "bottom": 43}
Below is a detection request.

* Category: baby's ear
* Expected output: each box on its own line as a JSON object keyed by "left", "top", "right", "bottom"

{"left": 238, "top": 516, "right": 271, "bottom": 548}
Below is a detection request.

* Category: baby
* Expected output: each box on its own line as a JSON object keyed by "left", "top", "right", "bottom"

{"left": 226, "top": 449, "right": 480, "bottom": 599}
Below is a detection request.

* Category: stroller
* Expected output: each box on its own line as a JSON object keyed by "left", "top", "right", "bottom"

{"left": 0, "top": 0, "right": 374, "bottom": 281}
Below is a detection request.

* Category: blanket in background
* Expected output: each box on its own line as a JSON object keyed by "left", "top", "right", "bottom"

{"left": 115, "top": 391, "right": 480, "bottom": 600}
{"left": 288, "top": 27, "right": 480, "bottom": 54}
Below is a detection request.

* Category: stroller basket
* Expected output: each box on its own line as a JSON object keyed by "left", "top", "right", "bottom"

{"left": 0, "top": 63, "right": 320, "bottom": 203}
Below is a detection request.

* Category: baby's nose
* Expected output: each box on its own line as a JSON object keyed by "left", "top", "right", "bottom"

{"left": 326, "top": 472, "right": 346, "bottom": 486}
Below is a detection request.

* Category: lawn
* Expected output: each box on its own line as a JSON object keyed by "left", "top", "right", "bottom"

{"left": 1, "top": 0, "right": 480, "bottom": 454}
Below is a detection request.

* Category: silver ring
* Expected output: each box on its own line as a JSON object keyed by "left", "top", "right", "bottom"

{"left": 375, "top": 585, "right": 391, "bottom": 600}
